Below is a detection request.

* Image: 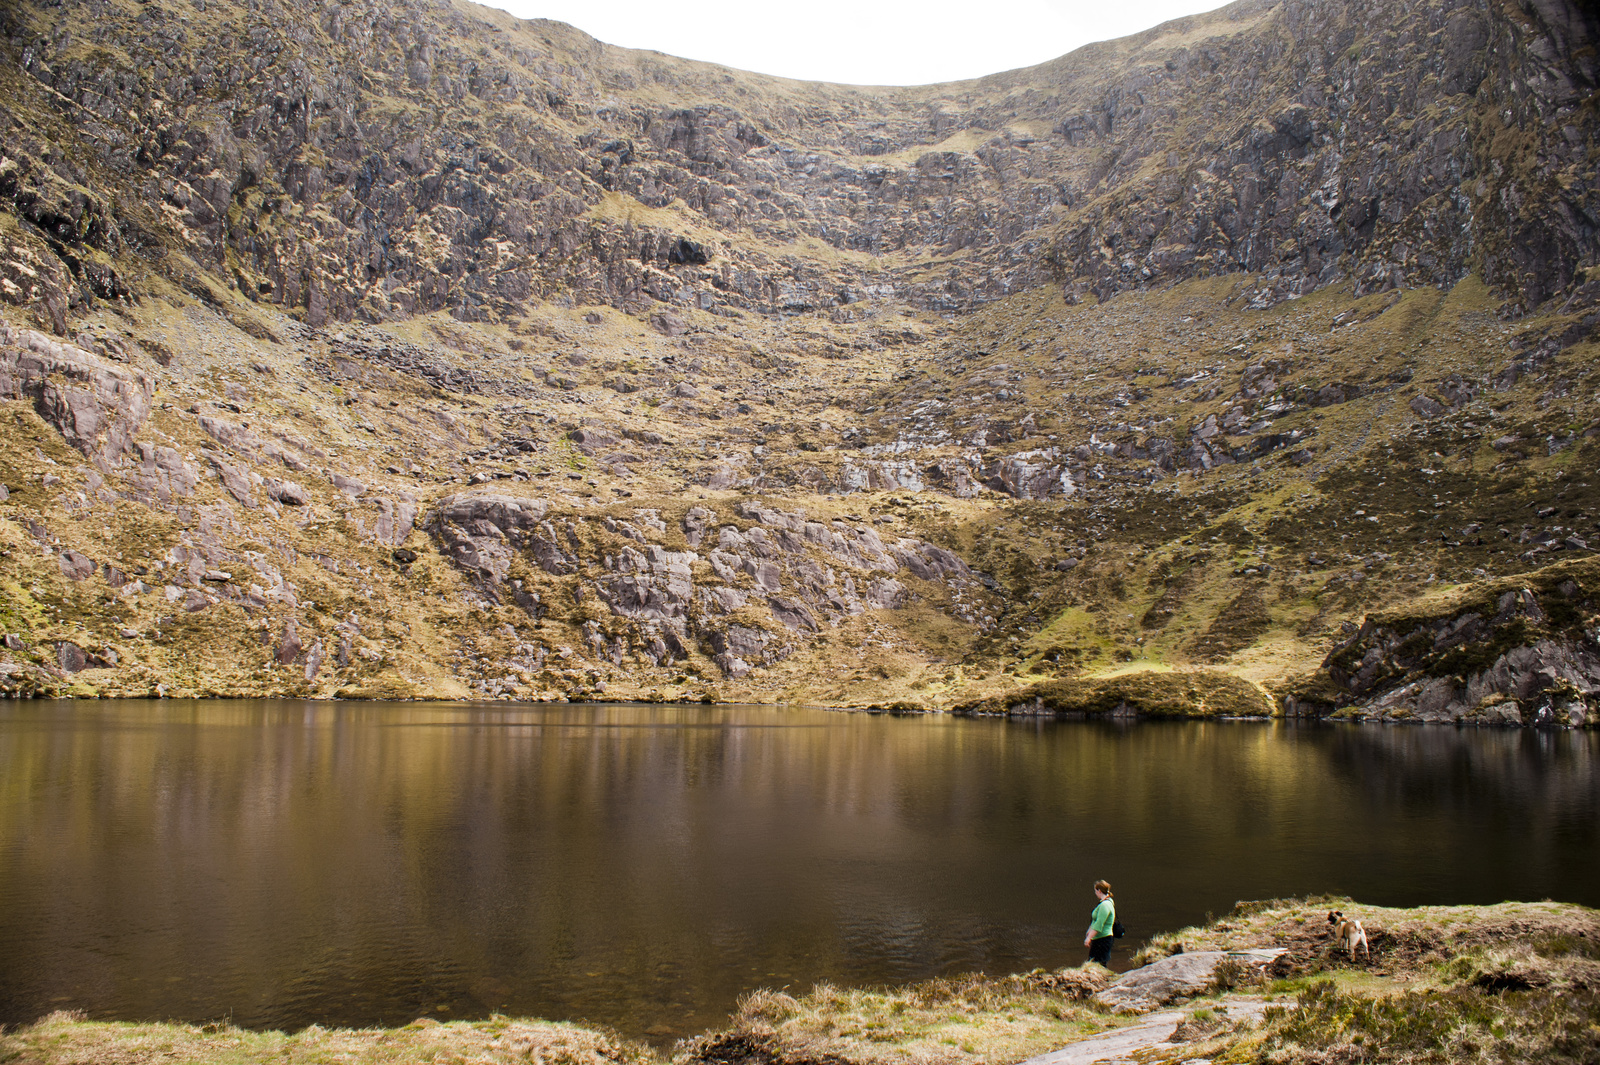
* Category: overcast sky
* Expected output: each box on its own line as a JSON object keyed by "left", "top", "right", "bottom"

{"left": 486, "top": 0, "right": 1237, "bottom": 85}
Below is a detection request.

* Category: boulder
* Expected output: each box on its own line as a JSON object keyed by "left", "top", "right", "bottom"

{"left": 1092, "top": 949, "right": 1285, "bottom": 1012}
{"left": 1409, "top": 394, "right": 1447, "bottom": 420}
{"left": 57, "top": 641, "right": 87, "bottom": 673}
{"left": 682, "top": 505, "right": 716, "bottom": 547}
{"left": 266, "top": 478, "right": 307, "bottom": 506}
{"left": 58, "top": 550, "right": 95, "bottom": 580}
{"left": 568, "top": 428, "right": 619, "bottom": 454}
{"left": 650, "top": 311, "right": 689, "bottom": 336}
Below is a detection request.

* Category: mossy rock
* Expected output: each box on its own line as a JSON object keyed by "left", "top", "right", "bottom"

{"left": 955, "top": 669, "right": 1272, "bottom": 719}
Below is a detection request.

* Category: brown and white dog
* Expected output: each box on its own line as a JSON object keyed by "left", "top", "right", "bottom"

{"left": 1328, "top": 911, "right": 1370, "bottom": 959}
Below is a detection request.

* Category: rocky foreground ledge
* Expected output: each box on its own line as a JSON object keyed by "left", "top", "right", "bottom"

{"left": 5, "top": 898, "right": 1596, "bottom": 1065}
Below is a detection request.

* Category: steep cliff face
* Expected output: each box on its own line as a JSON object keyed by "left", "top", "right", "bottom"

{"left": 0, "top": 0, "right": 1597, "bottom": 714}
{"left": 0, "top": 0, "right": 1595, "bottom": 333}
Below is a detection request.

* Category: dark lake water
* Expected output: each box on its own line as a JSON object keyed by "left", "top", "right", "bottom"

{"left": 1, "top": 700, "right": 1597, "bottom": 1040}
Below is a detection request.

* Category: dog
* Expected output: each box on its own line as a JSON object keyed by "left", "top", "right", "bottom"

{"left": 1328, "top": 910, "right": 1370, "bottom": 959}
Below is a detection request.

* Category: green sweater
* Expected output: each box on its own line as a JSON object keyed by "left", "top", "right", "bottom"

{"left": 1090, "top": 898, "right": 1116, "bottom": 937}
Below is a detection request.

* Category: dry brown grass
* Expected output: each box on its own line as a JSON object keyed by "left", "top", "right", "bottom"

{"left": 673, "top": 969, "right": 1121, "bottom": 1065}
{"left": 0, "top": 1012, "right": 659, "bottom": 1065}
{"left": 1135, "top": 896, "right": 1600, "bottom": 977}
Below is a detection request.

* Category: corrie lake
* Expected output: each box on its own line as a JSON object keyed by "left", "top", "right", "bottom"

{"left": 1, "top": 700, "right": 1597, "bottom": 1040}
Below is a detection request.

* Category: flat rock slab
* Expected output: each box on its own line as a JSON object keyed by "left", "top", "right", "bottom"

{"left": 1019, "top": 1011, "right": 1184, "bottom": 1065}
{"left": 1093, "top": 949, "right": 1286, "bottom": 1013}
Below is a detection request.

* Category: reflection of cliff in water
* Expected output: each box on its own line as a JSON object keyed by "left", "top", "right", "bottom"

{"left": 0, "top": 704, "right": 1597, "bottom": 1041}
{"left": 1318, "top": 723, "right": 1596, "bottom": 826}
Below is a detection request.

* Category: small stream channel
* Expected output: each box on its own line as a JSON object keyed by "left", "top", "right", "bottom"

{"left": 1, "top": 700, "right": 1595, "bottom": 1040}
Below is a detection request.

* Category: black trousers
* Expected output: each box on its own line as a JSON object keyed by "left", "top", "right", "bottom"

{"left": 1089, "top": 935, "right": 1113, "bottom": 965}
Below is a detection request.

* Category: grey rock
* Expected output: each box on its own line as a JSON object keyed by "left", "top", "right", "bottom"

{"left": 651, "top": 312, "right": 689, "bottom": 337}
{"left": 699, "top": 586, "right": 749, "bottom": 614}
{"left": 371, "top": 495, "right": 420, "bottom": 547}
{"left": 126, "top": 442, "right": 200, "bottom": 503}
{"left": 430, "top": 492, "right": 572, "bottom": 611}
{"left": 707, "top": 624, "right": 781, "bottom": 678}
{"left": 277, "top": 620, "right": 302, "bottom": 665}
{"left": 1409, "top": 394, "right": 1447, "bottom": 420}
{"left": 568, "top": 428, "right": 619, "bottom": 454}
{"left": 597, "top": 544, "right": 697, "bottom": 621}
{"left": 57, "top": 641, "right": 87, "bottom": 673}
{"left": 0, "top": 325, "right": 153, "bottom": 466}
{"left": 58, "top": 549, "right": 95, "bottom": 580}
{"left": 768, "top": 595, "right": 819, "bottom": 632}
{"left": 1016, "top": 1010, "right": 1187, "bottom": 1065}
{"left": 1092, "top": 949, "right": 1286, "bottom": 1013}
{"left": 923, "top": 459, "right": 979, "bottom": 498}
{"left": 864, "top": 577, "right": 907, "bottom": 609}
{"left": 206, "top": 452, "right": 259, "bottom": 508}
{"left": 331, "top": 473, "right": 368, "bottom": 496}
{"left": 985, "top": 450, "right": 1073, "bottom": 499}
{"left": 266, "top": 478, "right": 307, "bottom": 506}
{"left": 1314, "top": 582, "right": 1600, "bottom": 726}
{"left": 682, "top": 505, "right": 716, "bottom": 547}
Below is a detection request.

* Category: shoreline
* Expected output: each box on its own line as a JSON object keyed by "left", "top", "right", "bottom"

{"left": 3, "top": 691, "right": 1597, "bottom": 730}
{"left": 6, "top": 897, "right": 1597, "bottom": 1065}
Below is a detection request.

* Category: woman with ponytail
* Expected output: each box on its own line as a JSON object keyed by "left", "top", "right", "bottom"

{"left": 1084, "top": 879, "right": 1116, "bottom": 966}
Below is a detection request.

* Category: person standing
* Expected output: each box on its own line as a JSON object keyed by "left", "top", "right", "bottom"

{"left": 1085, "top": 879, "right": 1116, "bottom": 966}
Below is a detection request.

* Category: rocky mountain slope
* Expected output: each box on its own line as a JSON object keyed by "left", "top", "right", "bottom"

{"left": 0, "top": 0, "right": 1597, "bottom": 721}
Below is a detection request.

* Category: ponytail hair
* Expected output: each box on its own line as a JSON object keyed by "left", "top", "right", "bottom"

{"left": 1094, "top": 879, "right": 1113, "bottom": 897}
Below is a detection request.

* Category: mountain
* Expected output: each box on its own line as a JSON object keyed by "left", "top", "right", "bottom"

{"left": 0, "top": 0, "right": 1597, "bottom": 723}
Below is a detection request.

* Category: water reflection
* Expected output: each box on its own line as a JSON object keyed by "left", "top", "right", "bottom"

{"left": 0, "top": 701, "right": 1594, "bottom": 1039}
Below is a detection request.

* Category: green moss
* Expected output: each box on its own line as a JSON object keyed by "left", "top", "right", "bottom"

{"left": 956, "top": 668, "right": 1271, "bottom": 718}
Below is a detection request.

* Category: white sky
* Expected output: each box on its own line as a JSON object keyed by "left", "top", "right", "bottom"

{"left": 486, "top": 0, "right": 1237, "bottom": 86}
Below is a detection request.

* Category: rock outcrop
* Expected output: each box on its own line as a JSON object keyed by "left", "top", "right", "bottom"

{"left": 427, "top": 492, "right": 992, "bottom": 677}
{"left": 1093, "top": 949, "right": 1286, "bottom": 1013}
{"left": 1298, "top": 558, "right": 1600, "bottom": 726}
{"left": 0, "top": 325, "right": 152, "bottom": 466}
{"left": 0, "top": 0, "right": 1596, "bottom": 336}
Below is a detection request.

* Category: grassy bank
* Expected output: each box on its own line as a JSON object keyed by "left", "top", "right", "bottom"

{"left": 5, "top": 899, "right": 1598, "bottom": 1065}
